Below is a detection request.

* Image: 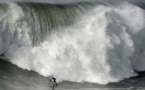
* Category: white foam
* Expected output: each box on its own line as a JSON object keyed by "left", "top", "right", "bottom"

{"left": 1, "top": 2, "right": 145, "bottom": 84}
{"left": 114, "top": 2, "right": 145, "bottom": 71}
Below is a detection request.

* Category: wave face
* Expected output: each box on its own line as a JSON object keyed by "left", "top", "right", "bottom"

{"left": 0, "top": 1, "right": 145, "bottom": 84}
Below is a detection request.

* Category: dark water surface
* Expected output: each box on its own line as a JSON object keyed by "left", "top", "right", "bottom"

{"left": 0, "top": 59, "right": 145, "bottom": 90}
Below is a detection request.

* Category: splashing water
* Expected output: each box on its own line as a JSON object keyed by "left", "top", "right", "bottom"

{"left": 0, "top": 1, "right": 145, "bottom": 84}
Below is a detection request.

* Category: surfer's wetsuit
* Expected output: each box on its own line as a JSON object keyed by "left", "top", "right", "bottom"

{"left": 49, "top": 76, "right": 58, "bottom": 86}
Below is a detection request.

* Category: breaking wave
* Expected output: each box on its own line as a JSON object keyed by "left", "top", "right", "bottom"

{"left": 0, "top": 1, "right": 145, "bottom": 84}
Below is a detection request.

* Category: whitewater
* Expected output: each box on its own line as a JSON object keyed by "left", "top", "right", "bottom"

{"left": 0, "top": 1, "right": 145, "bottom": 85}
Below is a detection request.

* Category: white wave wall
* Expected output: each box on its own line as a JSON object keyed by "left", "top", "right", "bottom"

{"left": 1, "top": 2, "right": 145, "bottom": 84}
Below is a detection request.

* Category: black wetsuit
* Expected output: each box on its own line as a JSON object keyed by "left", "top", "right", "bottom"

{"left": 50, "top": 76, "right": 58, "bottom": 86}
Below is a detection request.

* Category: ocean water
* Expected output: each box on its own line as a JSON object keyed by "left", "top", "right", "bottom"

{"left": 0, "top": 0, "right": 145, "bottom": 90}
{"left": 1, "top": 59, "right": 145, "bottom": 90}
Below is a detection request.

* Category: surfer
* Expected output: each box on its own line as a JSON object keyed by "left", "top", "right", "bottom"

{"left": 49, "top": 76, "right": 58, "bottom": 86}
{"left": 49, "top": 76, "right": 58, "bottom": 90}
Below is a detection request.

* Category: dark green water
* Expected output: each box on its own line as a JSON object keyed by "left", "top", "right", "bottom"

{"left": 0, "top": 2, "right": 95, "bottom": 46}
{"left": 0, "top": 59, "right": 145, "bottom": 90}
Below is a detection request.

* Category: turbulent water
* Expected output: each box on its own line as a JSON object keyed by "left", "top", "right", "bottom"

{"left": 0, "top": 1, "right": 145, "bottom": 85}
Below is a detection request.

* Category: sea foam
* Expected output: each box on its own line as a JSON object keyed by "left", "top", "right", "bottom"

{"left": 0, "top": 2, "right": 145, "bottom": 84}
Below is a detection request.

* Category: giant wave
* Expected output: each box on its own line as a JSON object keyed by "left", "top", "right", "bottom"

{"left": 0, "top": 1, "right": 145, "bottom": 84}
